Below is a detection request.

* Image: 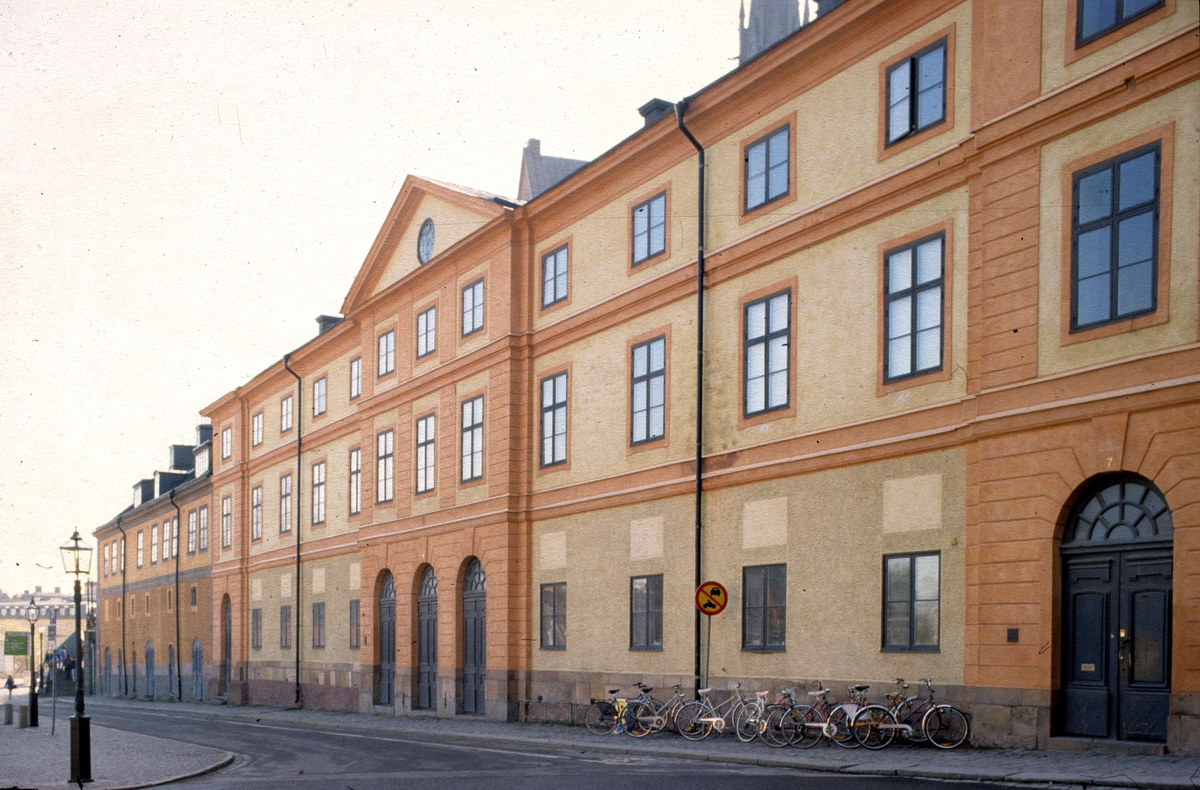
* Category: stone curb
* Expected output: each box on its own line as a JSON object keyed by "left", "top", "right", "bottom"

{"left": 103, "top": 752, "right": 236, "bottom": 790}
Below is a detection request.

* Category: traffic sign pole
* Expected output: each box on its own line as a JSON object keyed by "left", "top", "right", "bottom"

{"left": 694, "top": 581, "right": 728, "bottom": 691}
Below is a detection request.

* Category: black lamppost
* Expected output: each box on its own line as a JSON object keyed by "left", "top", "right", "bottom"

{"left": 61, "top": 530, "right": 93, "bottom": 784}
{"left": 25, "top": 598, "right": 39, "bottom": 727}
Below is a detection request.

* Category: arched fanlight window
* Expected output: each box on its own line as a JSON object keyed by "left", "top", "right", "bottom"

{"left": 1064, "top": 475, "right": 1173, "bottom": 547}
{"left": 463, "top": 558, "right": 486, "bottom": 593}
{"left": 419, "top": 566, "right": 438, "bottom": 600}
{"left": 379, "top": 571, "right": 395, "bottom": 602}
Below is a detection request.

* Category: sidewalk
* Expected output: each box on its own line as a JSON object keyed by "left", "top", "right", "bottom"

{"left": 0, "top": 692, "right": 233, "bottom": 790}
{"left": 86, "top": 695, "right": 1200, "bottom": 789}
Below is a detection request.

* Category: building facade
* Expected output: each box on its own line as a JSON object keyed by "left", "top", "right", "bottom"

{"left": 95, "top": 0, "right": 1199, "bottom": 754}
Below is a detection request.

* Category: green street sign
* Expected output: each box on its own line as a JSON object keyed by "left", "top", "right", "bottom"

{"left": 4, "top": 632, "right": 29, "bottom": 656}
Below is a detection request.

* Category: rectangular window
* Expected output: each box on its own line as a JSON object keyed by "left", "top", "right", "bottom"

{"left": 279, "top": 474, "right": 292, "bottom": 533}
{"left": 251, "top": 485, "right": 263, "bottom": 540}
{"left": 191, "top": 586, "right": 197, "bottom": 606}
{"left": 221, "top": 496, "right": 232, "bottom": 548}
{"left": 743, "top": 564, "right": 786, "bottom": 652}
{"left": 630, "top": 575, "right": 663, "bottom": 651}
{"left": 1078, "top": 0, "right": 1164, "bottom": 46}
{"left": 631, "top": 336, "right": 666, "bottom": 445}
{"left": 377, "top": 430, "right": 395, "bottom": 502}
{"left": 162, "top": 520, "right": 169, "bottom": 560}
{"left": 1072, "top": 142, "right": 1159, "bottom": 330}
{"left": 349, "top": 599, "right": 361, "bottom": 649}
{"left": 104, "top": 544, "right": 111, "bottom": 576}
{"left": 251, "top": 412, "right": 263, "bottom": 446}
{"left": 462, "top": 278, "right": 485, "bottom": 336}
{"left": 120, "top": 538, "right": 125, "bottom": 571}
{"left": 311, "top": 462, "right": 326, "bottom": 525}
{"left": 540, "top": 372, "right": 568, "bottom": 467}
{"left": 631, "top": 192, "right": 667, "bottom": 265}
{"left": 350, "top": 357, "right": 362, "bottom": 398}
{"left": 349, "top": 449, "right": 361, "bottom": 515}
{"left": 886, "top": 38, "right": 947, "bottom": 146}
{"left": 198, "top": 505, "right": 209, "bottom": 551}
{"left": 151, "top": 525, "right": 159, "bottom": 564}
{"left": 885, "top": 233, "right": 944, "bottom": 382}
{"left": 541, "top": 245, "right": 569, "bottom": 308}
{"left": 312, "top": 602, "right": 326, "bottom": 649}
{"left": 171, "top": 516, "right": 179, "bottom": 558}
{"left": 280, "top": 605, "right": 292, "bottom": 649}
{"left": 221, "top": 427, "right": 232, "bottom": 459}
{"left": 744, "top": 125, "right": 790, "bottom": 212}
{"left": 187, "top": 510, "right": 197, "bottom": 554}
{"left": 251, "top": 608, "right": 262, "bottom": 650}
{"left": 281, "top": 395, "right": 293, "bottom": 433}
{"left": 743, "top": 290, "right": 791, "bottom": 416}
{"left": 461, "top": 396, "right": 484, "bottom": 482}
{"left": 540, "top": 582, "right": 567, "bottom": 650}
{"left": 415, "top": 416, "right": 436, "bottom": 493}
{"left": 378, "top": 330, "right": 395, "bottom": 376}
{"left": 417, "top": 306, "right": 436, "bottom": 358}
{"left": 313, "top": 377, "right": 327, "bottom": 416}
{"left": 883, "top": 552, "right": 941, "bottom": 651}
{"left": 136, "top": 531, "right": 144, "bottom": 568}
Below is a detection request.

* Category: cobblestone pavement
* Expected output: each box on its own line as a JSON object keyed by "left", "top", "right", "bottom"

{"left": 82, "top": 696, "right": 1200, "bottom": 790}
{"left": 0, "top": 692, "right": 233, "bottom": 789}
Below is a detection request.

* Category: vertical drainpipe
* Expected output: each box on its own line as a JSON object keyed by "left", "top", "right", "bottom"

{"left": 283, "top": 354, "right": 303, "bottom": 707}
{"left": 675, "top": 99, "right": 705, "bottom": 696}
{"left": 169, "top": 491, "right": 183, "bottom": 701}
{"left": 116, "top": 515, "right": 127, "bottom": 696}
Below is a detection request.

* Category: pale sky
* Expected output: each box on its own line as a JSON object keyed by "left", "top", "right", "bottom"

{"left": 0, "top": 0, "right": 819, "bottom": 598}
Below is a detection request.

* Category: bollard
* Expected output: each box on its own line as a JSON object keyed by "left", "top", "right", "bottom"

{"left": 3, "top": 703, "right": 11, "bottom": 724}
{"left": 17, "top": 705, "right": 28, "bottom": 728}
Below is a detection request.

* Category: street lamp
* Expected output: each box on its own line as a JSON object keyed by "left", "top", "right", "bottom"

{"left": 25, "top": 598, "right": 39, "bottom": 727}
{"left": 61, "top": 530, "right": 93, "bottom": 784}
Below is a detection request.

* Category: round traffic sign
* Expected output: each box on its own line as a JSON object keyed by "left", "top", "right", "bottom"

{"left": 695, "top": 581, "right": 728, "bottom": 616}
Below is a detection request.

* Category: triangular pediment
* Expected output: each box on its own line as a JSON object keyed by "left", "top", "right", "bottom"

{"left": 341, "top": 176, "right": 515, "bottom": 314}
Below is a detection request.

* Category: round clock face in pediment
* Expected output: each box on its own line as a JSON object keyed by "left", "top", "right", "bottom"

{"left": 417, "top": 218, "right": 435, "bottom": 264}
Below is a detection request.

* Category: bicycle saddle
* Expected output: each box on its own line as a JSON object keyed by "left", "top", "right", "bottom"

{"left": 852, "top": 684, "right": 870, "bottom": 692}
{"left": 641, "top": 687, "right": 654, "bottom": 693}
{"left": 698, "top": 688, "right": 712, "bottom": 695}
{"left": 807, "top": 689, "right": 827, "bottom": 696}
{"left": 608, "top": 689, "right": 619, "bottom": 695}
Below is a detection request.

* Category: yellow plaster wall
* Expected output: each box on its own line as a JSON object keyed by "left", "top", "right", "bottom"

{"left": 707, "top": 3, "right": 973, "bottom": 254}
{"left": 373, "top": 194, "right": 493, "bottom": 299}
{"left": 706, "top": 188, "right": 969, "bottom": 454}
{"left": 1037, "top": 84, "right": 1200, "bottom": 377}
{"left": 1041, "top": 0, "right": 1198, "bottom": 94}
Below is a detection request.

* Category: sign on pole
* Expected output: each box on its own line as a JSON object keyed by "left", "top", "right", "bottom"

{"left": 4, "top": 632, "right": 29, "bottom": 656}
{"left": 695, "top": 581, "right": 728, "bottom": 616}
{"left": 48, "top": 609, "right": 57, "bottom": 646}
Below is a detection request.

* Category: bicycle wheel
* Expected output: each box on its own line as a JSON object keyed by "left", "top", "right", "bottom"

{"left": 790, "top": 704, "right": 825, "bottom": 749}
{"left": 734, "top": 703, "right": 763, "bottom": 743}
{"left": 675, "top": 700, "right": 712, "bottom": 741}
{"left": 584, "top": 702, "right": 617, "bottom": 735}
{"left": 761, "top": 706, "right": 791, "bottom": 748}
{"left": 826, "top": 704, "right": 861, "bottom": 749}
{"left": 922, "top": 705, "right": 970, "bottom": 749}
{"left": 623, "top": 700, "right": 656, "bottom": 738}
{"left": 851, "top": 705, "right": 896, "bottom": 750}
{"left": 776, "top": 707, "right": 804, "bottom": 745}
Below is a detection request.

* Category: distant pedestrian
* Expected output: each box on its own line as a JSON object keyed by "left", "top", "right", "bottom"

{"left": 4, "top": 675, "right": 13, "bottom": 699}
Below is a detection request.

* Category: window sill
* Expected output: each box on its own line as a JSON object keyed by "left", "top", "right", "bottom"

{"left": 880, "top": 646, "right": 940, "bottom": 654}
{"left": 628, "top": 646, "right": 663, "bottom": 653}
{"left": 742, "top": 646, "right": 786, "bottom": 654}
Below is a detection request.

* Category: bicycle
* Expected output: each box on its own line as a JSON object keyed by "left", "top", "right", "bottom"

{"left": 851, "top": 678, "right": 970, "bottom": 749}
{"left": 648, "top": 684, "right": 690, "bottom": 734}
{"left": 760, "top": 688, "right": 803, "bottom": 748}
{"left": 583, "top": 682, "right": 663, "bottom": 737}
{"left": 674, "top": 683, "right": 749, "bottom": 741}
{"left": 733, "top": 689, "right": 772, "bottom": 742}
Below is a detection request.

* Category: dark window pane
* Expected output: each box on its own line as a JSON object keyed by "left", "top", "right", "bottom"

{"left": 914, "top": 600, "right": 940, "bottom": 645}
{"left": 917, "top": 46, "right": 944, "bottom": 92}
{"left": 1077, "top": 168, "right": 1113, "bottom": 225}
{"left": 1077, "top": 226, "right": 1112, "bottom": 279}
{"left": 745, "top": 569, "right": 764, "bottom": 608}
{"left": 1077, "top": 272, "right": 1112, "bottom": 325}
{"left": 915, "top": 554, "right": 940, "bottom": 600}
{"left": 767, "top": 565, "right": 787, "bottom": 606}
{"left": 1117, "top": 213, "right": 1154, "bottom": 267}
{"left": 745, "top": 610, "right": 764, "bottom": 648}
{"left": 886, "top": 557, "right": 910, "bottom": 602}
{"left": 1123, "top": 0, "right": 1160, "bottom": 18}
{"left": 766, "top": 607, "right": 786, "bottom": 647}
{"left": 1117, "top": 260, "right": 1153, "bottom": 315}
{"left": 1080, "top": 0, "right": 1118, "bottom": 39}
{"left": 1118, "top": 152, "right": 1156, "bottom": 210}
{"left": 885, "top": 601, "right": 910, "bottom": 646}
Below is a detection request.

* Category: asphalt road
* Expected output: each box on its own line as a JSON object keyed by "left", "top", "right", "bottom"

{"left": 92, "top": 706, "right": 1011, "bottom": 790}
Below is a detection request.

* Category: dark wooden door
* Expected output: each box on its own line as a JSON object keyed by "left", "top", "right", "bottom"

{"left": 220, "top": 598, "right": 231, "bottom": 695}
{"left": 145, "top": 643, "right": 155, "bottom": 698}
{"left": 417, "top": 567, "right": 438, "bottom": 710}
{"left": 192, "top": 640, "right": 203, "bottom": 701}
{"left": 377, "top": 573, "right": 395, "bottom": 706}
{"left": 461, "top": 560, "right": 486, "bottom": 715}
{"left": 1063, "top": 549, "right": 1172, "bottom": 740}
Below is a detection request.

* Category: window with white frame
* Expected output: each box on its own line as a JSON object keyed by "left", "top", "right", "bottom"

{"left": 885, "top": 38, "right": 947, "bottom": 147}
{"left": 198, "top": 505, "right": 209, "bottom": 551}
{"left": 884, "top": 233, "right": 945, "bottom": 382}
{"left": 542, "top": 245, "right": 568, "bottom": 308}
{"left": 313, "top": 377, "right": 327, "bottom": 416}
{"left": 376, "top": 431, "right": 394, "bottom": 503}
{"left": 221, "top": 496, "right": 232, "bottom": 548}
{"left": 416, "top": 415, "right": 436, "bottom": 493}
{"left": 461, "top": 396, "right": 484, "bottom": 482}
{"left": 104, "top": 544, "right": 111, "bottom": 576}
{"left": 631, "top": 336, "right": 666, "bottom": 445}
{"left": 743, "top": 290, "right": 790, "bottom": 417}
{"left": 417, "top": 306, "right": 436, "bottom": 358}
{"left": 171, "top": 516, "right": 179, "bottom": 558}
{"left": 349, "top": 449, "right": 361, "bottom": 515}
{"left": 251, "top": 412, "right": 263, "bottom": 446}
{"left": 251, "top": 485, "right": 263, "bottom": 540}
{"left": 350, "top": 358, "right": 362, "bottom": 399}
{"left": 378, "top": 330, "right": 395, "bottom": 376}
{"left": 280, "top": 474, "right": 292, "bottom": 533}
{"left": 151, "top": 525, "right": 159, "bottom": 564}
{"left": 136, "top": 531, "right": 144, "bottom": 568}
{"left": 161, "top": 520, "right": 169, "bottom": 560}
{"left": 281, "top": 395, "right": 293, "bottom": 432}
{"left": 187, "top": 510, "right": 197, "bottom": 554}
{"left": 540, "top": 372, "right": 568, "bottom": 467}
{"left": 312, "top": 462, "right": 326, "bottom": 524}
{"left": 120, "top": 537, "right": 125, "bottom": 571}
{"left": 462, "top": 279, "right": 484, "bottom": 336}
{"left": 221, "top": 427, "right": 232, "bottom": 459}
{"left": 631, "top": 192, "right": 667, "bottom": 265}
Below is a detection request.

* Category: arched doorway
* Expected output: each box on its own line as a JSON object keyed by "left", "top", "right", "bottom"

{"left": 461, "top": 559, "right": 486, "bottom": 715}
{"left": 416, "top": 567, "right": 438, "bottom": 710}
{"left": 168, "top": 644, "right": 176, "bottom": 699}
{"left": 104, "top": 648, "right": 111, "bottom": 696}
{"left": 145, "top": 642, "right": 155, "bottom": 699}
{"left": 1061, "top": 474, "right": 1173, "bottom": 742}
{"left": 377, "top": 572, "right": 395, "bottom": 706}
{"left": 219, "top": 595, "right": 231, "bottom": 696}
{"left": 192, "top": 639, "right": 203, "bottom": 701}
